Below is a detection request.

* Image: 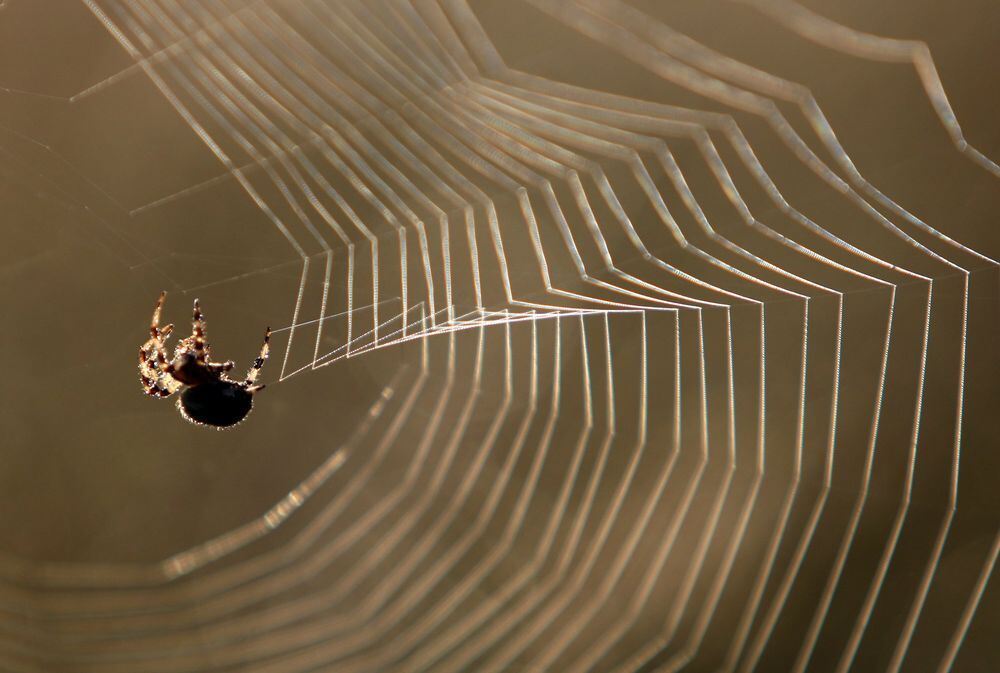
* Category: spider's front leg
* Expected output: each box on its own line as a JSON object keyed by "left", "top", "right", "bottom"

{"left": 165, "top": 299, "right": 237, "bottom": 381}
{"left": 139, "top": 291, "right": 182, "bottom": 398}
{"left": 190, "top": 298, "right": 209, "bottom": 361}
{"left": 244, "top": 326, "right": 271, "bottom": 392}
{"left": 173, "top": 298, "right": 215, "bottom": 363}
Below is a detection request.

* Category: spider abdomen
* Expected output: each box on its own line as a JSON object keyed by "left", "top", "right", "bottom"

{"left": 178, "top": 380, "right": 254, "bottom": 428}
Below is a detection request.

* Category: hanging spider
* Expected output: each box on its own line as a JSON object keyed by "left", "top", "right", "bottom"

{"left": 139, "top": 291, "right": 270, "bottom": 428}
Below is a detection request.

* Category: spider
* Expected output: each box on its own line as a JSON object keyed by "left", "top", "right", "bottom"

{"left": 139, "top": 291, "right": 270, "bottom": 428}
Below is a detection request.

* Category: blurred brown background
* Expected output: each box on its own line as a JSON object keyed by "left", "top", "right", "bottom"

{"left": 0, "top": 1, "right": 997, "bottom": 672}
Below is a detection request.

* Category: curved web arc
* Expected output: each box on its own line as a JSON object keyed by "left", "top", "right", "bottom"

{"left": 495, "top": 3, "right": 979, "bottom": 671}
{"left": 735, "top": 0, "right": 1000, "bottom": 183}
{"left": 0, "top": 1, "right": 995, "bottom": 672}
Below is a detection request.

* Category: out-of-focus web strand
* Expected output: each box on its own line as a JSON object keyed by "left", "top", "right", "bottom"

{"left": 0, "top": 0, "right": 880, "bottom": 600}
{"left": 509, "top": 4, "right": 973, "bottom": 673}
{"left": 0, "top": 0, "right": 868, "bottom": 620}
{"left": 462, "top": 84, "right": 875, "bottom": 672}
{"left": 0, "top": 2, "right": 992, "bottom": 673}
{"left": 430, "top": 11, "right": 884, "bottom": 673}
{"left": 248, "top": 2, "right": 764, "bottom": 668}
{"left": 400, "top": 312, "right": 635, "bottom": 673}
{"left": 442, "top": 9, "right": 988, "bottom": 668}
{"left": 352, "top": 2, "right": 952, "bottom": 668}
{"left": 7, "top": 0, "right": 672, "bottom": 656}
{"left": 368, "top": 35, "right": 796, "bottom": 668}
{"left": 735, "top": 0, "right": 1000, "bottom": 184}
{"left": 368, "top": 7, "right": 772, "bottom": 668}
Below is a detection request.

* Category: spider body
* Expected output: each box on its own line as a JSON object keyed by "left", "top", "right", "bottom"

{"left": 178, "top": 381, "right": 255, "bottom": 428}
{"left": 139, "top": 292, "right": 270, "bottom": 428}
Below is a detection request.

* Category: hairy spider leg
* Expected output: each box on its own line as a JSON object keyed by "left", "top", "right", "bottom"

{"left": 191, "top": 298, "right": 208, "bottom": 361}
{"left": 193, "top": 299, "right": 238, "bottom": 373}
{"left": 244, "top": 326, "right": 271, "bottom": 391}
{"left": 139, "top": 292, "right": 182, "bottom": 398}
{"left": 150, "top": 290, "right": 166, "bottom": 333}
{"left": 151, "top": 325, "right": 174, "bottom": 374}
{"left": 139, "top": 345, "right": 178, "bottom": 397}
{"left": 169, "top": 298, "right": 232, "bottom": 374}
{"left": 149, "top": 291, "right": 175, "bottom": 344}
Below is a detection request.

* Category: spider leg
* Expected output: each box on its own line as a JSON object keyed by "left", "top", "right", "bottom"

{"left": 244, "top": 326, "right": 271, "bottom": 387}
{"left": 139, "top": 352, "right": 177, "bottom": 397}
{"left": 150, "top": 290, "right": 166, "bottom": 336}
{"left": 147, "top": 291, "right": 176, "bottom": 341}
{"left": 192, "top": 303, "right": 236, "bottom": 373}
{"left": 140, "top": 338, "right": 181, "bottom": 396}
{"left": 190, "top": 298, "right": 209, "bottom": 362}
{"left": 173, "top": 298, "right": 213, "bottom": 363}
{"left": 139, "top": 293, "right": 182, "bottom": 398}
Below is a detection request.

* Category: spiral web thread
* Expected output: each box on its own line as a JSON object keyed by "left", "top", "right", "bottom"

{"left": 1, "top": 1, "right": 998, "bottom": 672}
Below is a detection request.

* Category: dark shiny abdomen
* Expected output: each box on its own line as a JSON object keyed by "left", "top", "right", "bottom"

{"left": 178, "top": 381, "right": 253, "bottom": 428}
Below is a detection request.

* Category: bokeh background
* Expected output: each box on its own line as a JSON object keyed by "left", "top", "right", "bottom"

{"left": 0, "top": 1, "right": 997, "bottom": 672}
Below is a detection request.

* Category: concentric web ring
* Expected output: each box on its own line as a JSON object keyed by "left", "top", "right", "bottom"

{"left": 1, "top": 1, "right": 997, "bottom": 672}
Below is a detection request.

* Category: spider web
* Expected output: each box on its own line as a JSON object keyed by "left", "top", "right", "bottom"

{"left": 0, "top": 1, "right": 998, "bottom": 672}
